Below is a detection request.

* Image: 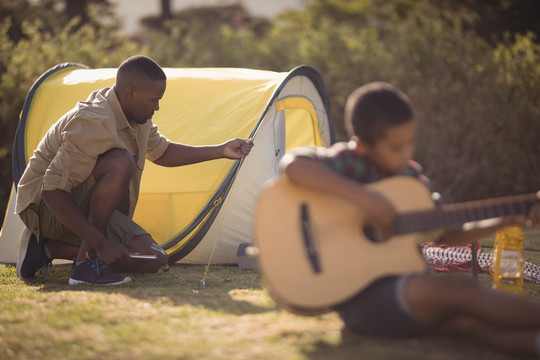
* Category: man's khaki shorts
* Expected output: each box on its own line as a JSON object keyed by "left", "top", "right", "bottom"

{"left": 19, "top": 176, "right": 148, "bottom": 246}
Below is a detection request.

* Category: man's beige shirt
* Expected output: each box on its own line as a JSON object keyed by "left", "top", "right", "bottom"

{"left": 15, "top": 86, "right": 170, "bottom": 218}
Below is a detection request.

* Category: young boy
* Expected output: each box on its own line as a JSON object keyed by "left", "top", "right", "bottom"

{"left": 279, "top": 82, "right": 540, "bottom": 356}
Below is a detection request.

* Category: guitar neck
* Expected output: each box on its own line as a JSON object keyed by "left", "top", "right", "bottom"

{"left": 395, "top": 193, "right": 539, "bottom": 235}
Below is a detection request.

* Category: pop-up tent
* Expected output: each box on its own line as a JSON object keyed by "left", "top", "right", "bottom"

{"left": 0, "top": 63, "right": 334, "bottom": 265}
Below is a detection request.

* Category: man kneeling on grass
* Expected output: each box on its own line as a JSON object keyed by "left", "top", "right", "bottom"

{"left": 15, "top": 55, "right": 253, "bottom": 286}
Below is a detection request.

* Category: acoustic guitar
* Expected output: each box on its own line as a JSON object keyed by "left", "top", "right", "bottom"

{"left": 254, "top": 176, "right": 539, "bottom": 315}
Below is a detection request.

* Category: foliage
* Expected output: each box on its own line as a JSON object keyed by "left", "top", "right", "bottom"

{"left": 135, "top": 3, "right": 270, "bottom": 68}
{"left": 432, "top": 0, "right": 540, "bottom": 45}
{"left": 1, "top": 0, "right": 539, "bottom": 226}
{"left": 143, "top": 0, "right": 539, "bottom": 202}
{"left": 0, "top": 0, "right": 118, "bottom": 42}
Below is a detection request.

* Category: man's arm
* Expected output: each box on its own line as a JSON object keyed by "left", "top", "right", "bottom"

{"left": 41, "top": 189, "right": 132, "bottom": 266}
{"left": 153, "top": 138, "right": 253, "bottom": 167}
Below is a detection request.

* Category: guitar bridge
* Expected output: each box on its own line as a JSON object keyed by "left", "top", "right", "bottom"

{"left": 300, "top": 202, "right": 322, "bottom": 274}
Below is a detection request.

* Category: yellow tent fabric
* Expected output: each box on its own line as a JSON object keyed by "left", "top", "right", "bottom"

{"left": 4, "top": 64, "right": 333, "bottom": 264}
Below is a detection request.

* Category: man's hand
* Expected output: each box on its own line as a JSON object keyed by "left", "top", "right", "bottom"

{"left": 222, "top": 138, "right": 254, "bottom": 159}
{"left": 95, "top": 240, "right": 133, "bottom": 268}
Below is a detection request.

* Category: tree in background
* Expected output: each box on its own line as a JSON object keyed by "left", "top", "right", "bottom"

{"left": 435, "top": 0, "right": 540, "bottom": 45}
{"left": 1, "top": 0, "right": 117, "bottom": 42}
{"left": 0, "top": 0, "right": 539, "bottom": 226}
{"left": 142, "top": 0, "right": 539, "bottom": 202}
{"left": 160, "top": 0, "right": 172, "bottom": 20}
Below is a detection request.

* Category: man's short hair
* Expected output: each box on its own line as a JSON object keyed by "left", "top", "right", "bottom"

{"left": 116, "top": 55, "right": 166, "bottom": 88}
{"left": 345, "top": 82, "right": 413, "bottom": 145}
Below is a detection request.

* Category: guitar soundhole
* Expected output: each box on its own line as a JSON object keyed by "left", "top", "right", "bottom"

{"left": 363, "top": 225, "right": 381, "bottom": 243}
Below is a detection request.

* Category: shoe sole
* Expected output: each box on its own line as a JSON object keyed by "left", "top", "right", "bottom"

{"left": 68, "top": 276, "right": 132, "bottom": 286}
{"left": 15, "top": 228, "right": 32, "bottom": 279}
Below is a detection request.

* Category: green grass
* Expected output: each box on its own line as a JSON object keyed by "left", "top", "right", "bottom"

{"left": 1, "top": 228, "right": 540, "bottom": 360}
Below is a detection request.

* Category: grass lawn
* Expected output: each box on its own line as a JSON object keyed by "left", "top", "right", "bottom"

{"left": 1, "top": 228, "right": 539, "bottom": 360}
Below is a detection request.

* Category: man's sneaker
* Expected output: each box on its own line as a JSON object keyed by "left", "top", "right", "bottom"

{"left": 16, "top": 228, "right": 52, "bottom": 279}
{"left": 68, "top": 259, "right": 132, "bottom": 286}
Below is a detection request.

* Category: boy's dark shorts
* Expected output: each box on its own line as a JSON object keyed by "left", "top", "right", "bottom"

{"left": 335, "top": 275, "right": 429, "bottom": 337}
{"left": 19, "top": 175, "right": 148, "bottom": 247}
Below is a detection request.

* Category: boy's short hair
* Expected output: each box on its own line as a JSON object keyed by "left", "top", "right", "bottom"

{"left": 344, "top": 82, "right": 413, "bottom": 145}
{"left": 116, "top": 55, "right": 166, "bottom": 87}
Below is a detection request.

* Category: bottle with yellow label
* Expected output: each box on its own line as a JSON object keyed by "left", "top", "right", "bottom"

{"left": 491, "top": 226, "right": 525, "bottom": 295}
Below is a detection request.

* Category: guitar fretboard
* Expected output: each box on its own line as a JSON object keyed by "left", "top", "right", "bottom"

{"left": 395, "top": 193, "right": 539, "bottom": 235}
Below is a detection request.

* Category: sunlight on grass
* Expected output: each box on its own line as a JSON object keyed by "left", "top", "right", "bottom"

{"left": 1, "top": 228, "right": 539, "bottom": 360}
